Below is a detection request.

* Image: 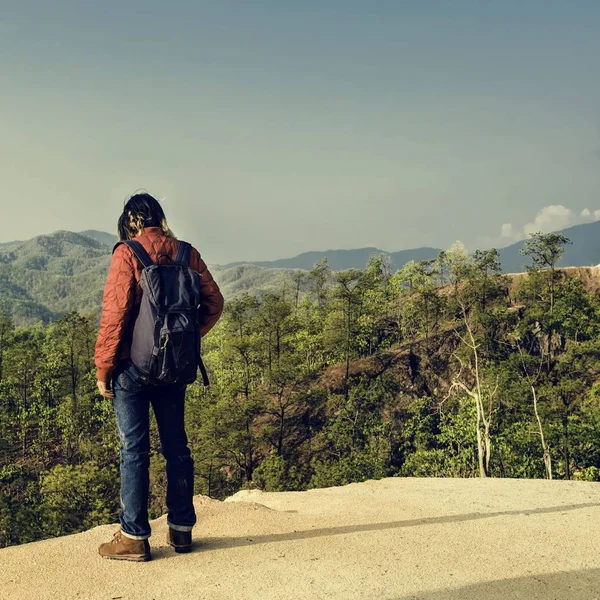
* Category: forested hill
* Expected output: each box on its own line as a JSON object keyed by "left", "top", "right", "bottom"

{"left": 0, "top": 232, "right": 444, "bottom": 325}
{"left": 0, "top": 231, "right": 113, "bottom": 324}
{"left": 0, "top": 230, "right": 304, "bottom": 325}
{"left": 1, "top": 221, "right": 600, "bottom": 325}
{"left": 221, "top": 220, "right": 600, "bottom": 272}
{"left": 3, "top": 234, "right": 600, "bottom": 550}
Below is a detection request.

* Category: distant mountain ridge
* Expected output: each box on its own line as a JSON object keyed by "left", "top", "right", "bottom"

{"left": 1, "top": 221, "right": 599, "bottom": 325}
{"left": 219, "top": 220, "right": 600, "bottom": 273}
{"left": 222, "top": 247, "right": 443, "bottom": 271}
{"left": 0, "top": 231, "right": 116, "bottom": 324}
{"left": 79, "top": 230, "right": 118, "bottom": 248}
{"left": 0, "top": 230, "right": 305, "bottom": 325}
{"left": 4, "top": 220, "right": 599, "bottom": 275}
{"left": 0, "top": 239, "right": 26, "bottom": 252}
{"left": 498, "top": 220, "right": 600, "bottom": 273}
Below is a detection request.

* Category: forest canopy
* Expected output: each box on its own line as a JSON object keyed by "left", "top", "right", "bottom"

{"left": 2, "top": 233, "right": 600, "bottom": 548}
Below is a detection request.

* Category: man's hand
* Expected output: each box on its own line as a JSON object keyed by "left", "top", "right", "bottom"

{"left": 97, "top": 380, "right": 115, "bottom": 399}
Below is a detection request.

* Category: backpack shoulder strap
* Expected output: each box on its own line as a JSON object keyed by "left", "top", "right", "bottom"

{"left": 113, "top": 240, "right": 155, "bottom": 268}
{"left": 174, "top": 241, "right": 191, "bottom": 266}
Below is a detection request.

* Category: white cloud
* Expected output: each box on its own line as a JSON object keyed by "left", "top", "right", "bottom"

{"left": 477, "top": 205, "right": 600, "bottom": 250}
{"left": 578, "top": 208, "right": 600, "bottom": 223}
{"left": 522, "top": 205, "right": 574, "bottom": 237}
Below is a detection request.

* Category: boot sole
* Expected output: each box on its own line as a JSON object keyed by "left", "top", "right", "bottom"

{"left": 101, "top": 554, "right": 152, "bottom": 562}
{"left": 169, "top": 543, "right": 192, "bottom": 554}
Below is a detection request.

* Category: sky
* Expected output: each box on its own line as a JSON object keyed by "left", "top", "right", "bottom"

{"left": 0, "top": 1, "right": 599, "bottom": 265}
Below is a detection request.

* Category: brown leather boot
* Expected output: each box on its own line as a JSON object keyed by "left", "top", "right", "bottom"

{"left": 167, "top": 528, "right": 193, "bottom": 553}
{"left": 99, "top": 530, "right": 151, "bottom": 562}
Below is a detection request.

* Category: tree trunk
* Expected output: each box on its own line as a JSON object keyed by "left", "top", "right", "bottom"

{"left": 278, "top": 406, "right": 285, "bottom": 456}
{"left": 483, "top": 417, "right": 492, "bottom": 476}
{"left": 470, "top": 317, "right": 490, "bottom": 478}
{"left": 531, "top": 384, "right": 553, "bottom": 479}
{"left": 345, "top": 298, "right": 351, "bottom": 401}
{"left": 475, "top": 397, "right": 487, "bottom": 478}
{"left": 563, "top": 413, "right": 570, "bottom": 480}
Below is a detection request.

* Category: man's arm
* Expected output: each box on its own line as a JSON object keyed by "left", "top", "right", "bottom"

{"left": 191, "top": 248, "right": 224, "bottom": 336}
{"left": 95, "top": 244, "right": 137, "bottom": 384}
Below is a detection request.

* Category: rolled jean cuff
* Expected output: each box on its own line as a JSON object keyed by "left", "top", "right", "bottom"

{"left": 167, "top": 521, "right": 194, "bottom": 532}
{"left": 121, "top": 529, "right": 150, "bottom": 541}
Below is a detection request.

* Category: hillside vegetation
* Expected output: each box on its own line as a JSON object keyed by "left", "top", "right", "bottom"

{"left": 0, "top": 231, "right": 112, "bottom": 324}
{"left": 0, "top": 232, "right": 441, "bottom": 326}
{"left": 2, "top": 233, "right": 600, "bottom": 548}
{"left": 0, "top": 231, "right": 303, "bottom": 325}
{"left": 2, "top": 221, "right": 600, "bottom": 325}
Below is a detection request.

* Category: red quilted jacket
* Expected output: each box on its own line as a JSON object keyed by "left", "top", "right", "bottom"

{"left": 94, "top": 227, "right": 224, "bottom": 384}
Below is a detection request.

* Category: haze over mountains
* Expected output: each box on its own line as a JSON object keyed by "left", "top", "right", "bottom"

{"left": 1, "top": 221, "right": 599, "bottom": 325}
{"left": 498, "top": 220, "right": 600, "bottom": 274}
{"left": 219, "top": 221, "right": 600, "bottom": 274}
{"left": 220, "top": 220, "right": 600, "bottom": 273}
{"left": 222, "top": 247, "right": 443, "bottom": 271}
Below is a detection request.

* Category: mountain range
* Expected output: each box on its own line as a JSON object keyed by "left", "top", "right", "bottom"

{"left": 220, "top": 220, "right": 600, "bottom": 273}
{"left": 1, "top": 221, "right": 599, "bottom": 325}
{"left": 221, "top": 247, "right": 443, "bottom": 271}
{"left": 498, "top": 220, "right": 600, "bottom": 273}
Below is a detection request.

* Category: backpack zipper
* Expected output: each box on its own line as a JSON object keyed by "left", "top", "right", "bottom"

{"left": 161, "top": 333, "right": 170, "bottom": 350}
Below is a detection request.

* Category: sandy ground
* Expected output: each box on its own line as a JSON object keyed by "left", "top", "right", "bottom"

{"left": 2, "top": 477, "right": 600, "bottom": 600}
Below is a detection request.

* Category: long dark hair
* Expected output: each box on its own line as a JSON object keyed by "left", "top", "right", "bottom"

{"left": 117, "top": 192, "right": 175, "bottom": 241}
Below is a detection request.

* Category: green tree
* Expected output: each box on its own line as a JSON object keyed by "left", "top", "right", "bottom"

{"left": 446, "top": 248, "right": 507, "bottom": 477}
{"left": 0, "top": 311, "right": 13, "bottom": 382}
{"left": 39, "top": 462, "right": 119, "bottom": 537}
{"left": 520, "top": 232, "right": 571, "bottom": 314}
{"left": 328, "top": 269, "right": 365, "bottom": 399}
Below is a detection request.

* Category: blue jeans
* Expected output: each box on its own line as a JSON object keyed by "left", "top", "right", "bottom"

{"left": 112, "top": 360, "right": 196, "bottom": 540}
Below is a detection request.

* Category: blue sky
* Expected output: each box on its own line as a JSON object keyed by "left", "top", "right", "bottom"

{"left": 1, "top": 1, "right": 598, "bottom": 264}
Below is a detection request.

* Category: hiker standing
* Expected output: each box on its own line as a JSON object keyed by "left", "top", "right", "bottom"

{"left": 95, "top": 193, "right": 224, "bottom": 561}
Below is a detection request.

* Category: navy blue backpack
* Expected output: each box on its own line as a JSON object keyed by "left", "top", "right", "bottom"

{"left": 113, "top": 239, "right": 209, "bottom": 387}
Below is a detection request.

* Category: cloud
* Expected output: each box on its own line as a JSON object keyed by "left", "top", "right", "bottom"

{"left": 522, "top": 205, "right": 575, "bottom": 237}
{"left": 478, "top": 205, "right": 600, "bottom": 250}
{"left": 580, "top": 208, "right": 600, "bottom": 221}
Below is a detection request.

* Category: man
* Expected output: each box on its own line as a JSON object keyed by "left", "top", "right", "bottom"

{"left": 95, "top": 193, "right": 224, "bottom": 561}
